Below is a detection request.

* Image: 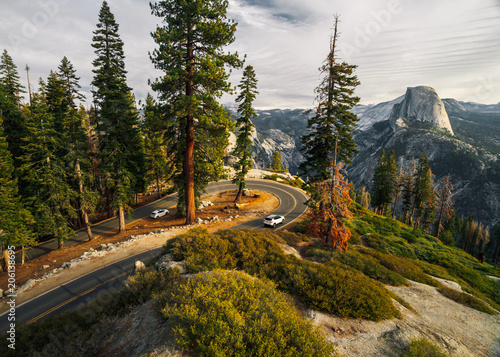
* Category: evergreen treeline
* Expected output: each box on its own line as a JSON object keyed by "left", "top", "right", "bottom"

{"left": 369, "top": 150, "right": 499, "bottom": 264}
{"left": 0, "top": 4, "right": 152, "bottom": 262}
{"left": 0, "top": 0, "right": 260, "bottom": 267}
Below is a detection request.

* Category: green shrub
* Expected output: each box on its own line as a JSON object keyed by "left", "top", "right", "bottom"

{"left": 351, "top": 217, "right": 374, "bottom": 235}
{"left": 349, "top": 230, "right": 362, "bottom": 245}
{"left": 166, "top": 228, "right": 239, "bottom": 272}
{"left": 438, "top": 286, "right": 497, "bottom": 315}
{"left": 401, "top": 231, "right": 417, "bottom": 244}
{"left": 260, "top": 254, "right": 402, "bottom": 321}
{"left": 430, "top": 256, "right": 500, "bottom": 309}
{"left": 263, "top": 173, "right": 280, "bottom": 181}
{"left": 275, "top": 230, "right": 310, "bottom": 246}
{"left": 359, "top": 248, "right": 439, "bottom": 287}
{"left": 158, "top": 270, "right": 337, "bottom": 357}
{"left": 165, "top": 228, "right": 285, "bottom": 273}
{"left": 0, "top": 287, "right": 139, "bottom": 356}
{"left": 412, "top": 227, "right": 424, "bottom": 238}
{"left": 292, "top": 220, "right": 308, "bottom": 234}
{"left": 126, "top": 267, "right": 181, "bottom": 303}
{"left": 304, "top": 244, "right": 408, "bottom": 286}
{"left": 400, "top": 338, "right": 447, "bottom": 357}
{"left": 165, "top": 229, "right": 402, "bottom": 321}
{"left": 331, "top": 249, "right": 408, "bottom": 286}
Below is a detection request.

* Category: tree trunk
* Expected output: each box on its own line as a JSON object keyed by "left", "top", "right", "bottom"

{"left": 235, "top": 182, "right": 244, "bottom": 203}
{"left": 392, "top": 192, "right": 400, "bottom": 219}
{"left": 3, "top": 249, "right": 11, "bottom": 271}
{"left": 326, "top": 216, "right": 333, "bottom": 246}
{"left": 76, "top": 159, "right": 93, "bottom": 240}
{"left": 184, "top": 23, "right": 196, "bottom": 225}
{"left": 436, "top": 208, "right": 444, "bottom": 239}
{"left": 58, "top": 239, "right": 64, "bottom": 249}
{"left": 118, "top": 204, "right": 126, "bottom": 232}
{"left": 107, "top": 190, "right": 113, "bottom": 218}
{"left": 156, "top": 175, "right": 161, "bottom": 199}
{"left": 84, "top": 211, "right": 93, "bottom": 241}
{"left": 21, "top": 247, "right": 25, "bottom": 265}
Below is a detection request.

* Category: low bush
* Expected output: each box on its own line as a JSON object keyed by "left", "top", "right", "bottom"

{"left": 359, "top": 248, "right": 439, "bottom": 287}
{"left": 165, "top": 228, "right": 284, "bottom": 273}
{"left": 349, "top": 230, "right": 362, "bottom": 245}
{"left": 158, "top": 270, "right": 337, "bottom": 357}
{"left": 362, "top": 233, "right": 418, "bottom": 258}
{"left": 304, "top": 244, "right": 408, "bottom": 286}
{"left": 401, "top": 231, "right": 417, "bottom": 244}
{"left": 126, "top": 267, "right": 181, "bottom": 303}
{"left": 263, "top": 173, "right": 280, "bottom": 181}
{"left": 400, "top": 338, "right": 447, "bottom": 357}
{"left": 292, "top": 220, "right": 308, "bottom": 233}
{"left": 432, "top": 258, "right": 500, "bottom": 310}
{"left": 265, "top": 257, "right": 402, "bottom": 321}
{"left": 331, "top": 249, "right": 408, "bottom": 286}
{"left": 275, "top": 230, "right": 311, "bottom": 247}
{"left": 438, "top": 286, "right": 497, "bottom": 315}
{"left": 165, "top": 229, "right": 402, "bottom": 321}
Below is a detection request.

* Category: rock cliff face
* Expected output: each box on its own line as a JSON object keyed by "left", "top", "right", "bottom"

{"left": 348, "top": 120, "right": 500, "bottom": 226}
{"left": 348, "top": 86, "right": 499, "bottom": 226}
{"left": 227, "top": 86, "right": 500, "bottom": 225}
{"left": 389, "top": 86, "right": 454, "bottom": 134}
{"left": 227, "top": 108, "right": 311, "bottom": 174}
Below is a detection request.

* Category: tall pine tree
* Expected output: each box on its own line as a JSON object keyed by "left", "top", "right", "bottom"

{"left": 411, "top": 155, "right": 435, "bottom": 228}
{"left": 91, "top": 1, "right": 146, "bottom": 231}
{"left": 401, "top": 160, "right": 417, "bottom": 225}
{"left": 371, "top": 150, "right": 398, "bottom": 215}
{"left": 435, "top": 175, "right": 454, "bottom": 239}
{"left": 57, "top": 56, "right": 85, "bottom": 107}
{"left": 47, "top": 58, "right": 97, "bottom": 240}
{"left": 142, "top": 93, "right": 173, "bottom": 199}
{"left": 0, "top": 50, "right": 26, "bottom": 167}
{"left": 150, "top": 0, "right": 242, "bottom": 224}
{"left": 232, "top": 65, "right": 258, "bottom": 202}
{"left": 19, "top": 92, "right": 76, "bottom": 248}
{"left": 300, "top": 16, "right": 360, "bottom": 182}
{"left": 0, "top": 116, "right": 34, "bottom": 268}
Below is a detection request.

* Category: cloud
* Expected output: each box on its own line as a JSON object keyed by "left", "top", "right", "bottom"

{"left": 0, "top": 0, "right": 499, "bottom": 109}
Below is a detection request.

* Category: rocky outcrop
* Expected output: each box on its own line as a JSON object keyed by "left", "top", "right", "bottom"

{"left": 224, "top": 88, "right": 499, "bottom": 225}
{"left": 348, "top": 119, "right": 500, "bottom": 226}
{"left": 389, "top": 86, "right": 454, "bottom": 135}
{"left": 250, "top": 128, "right": 303, "bottom": 174}
{"left": 226, "top": 108, "right": 311, "bottom": 175}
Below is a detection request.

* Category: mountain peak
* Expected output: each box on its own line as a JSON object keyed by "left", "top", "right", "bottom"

{"left": 389, "top": 86, "right": 454, "bottom": 135}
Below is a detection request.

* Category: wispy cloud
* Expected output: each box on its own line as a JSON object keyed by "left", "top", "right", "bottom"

{"left": 0, "top": 0, "right": 498, "bottom": 109}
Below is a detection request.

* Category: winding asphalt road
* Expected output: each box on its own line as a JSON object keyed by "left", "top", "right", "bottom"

{"left": 0, "top": 180, "right": 308, "bottom": 333}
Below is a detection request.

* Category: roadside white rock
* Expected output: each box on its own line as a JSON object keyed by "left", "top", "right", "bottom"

{"left": 155, "top": 254, "right": 187, "bottom": 274}
{"left": 135, "top": 260, "right": 146, "bottom": 272}
{"left": 17, "top": 279, "right": 36, "bottom": 294}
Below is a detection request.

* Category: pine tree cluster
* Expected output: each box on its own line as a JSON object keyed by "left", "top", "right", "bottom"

{"left": 0, "top": 0, "right": 256, "bottom": 267}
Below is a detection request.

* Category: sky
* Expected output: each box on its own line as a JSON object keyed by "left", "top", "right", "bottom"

{"left": 1, "top": 0, "right": 499, "bottom": 109}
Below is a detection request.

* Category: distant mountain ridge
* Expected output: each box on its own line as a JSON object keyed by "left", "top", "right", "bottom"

{"left": 227, "top": 86, "right": 500, "bottom": 225}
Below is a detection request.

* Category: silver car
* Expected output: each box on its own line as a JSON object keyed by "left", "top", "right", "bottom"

{"left": 263, "top": 214, "right": 285, "bottom": 227}
{"left": 150, "top": 209, "right": 168, "bottom": 219}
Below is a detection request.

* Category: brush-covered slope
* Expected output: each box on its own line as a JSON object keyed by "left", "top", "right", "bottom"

{"left": 5, "top": 213, "right": 499, "bottom": 356}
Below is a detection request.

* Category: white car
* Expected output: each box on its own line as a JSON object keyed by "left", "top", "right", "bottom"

{"left": 263, "top": 214, "right": 285, "bottom": 227}
{"left": 150, "top": 209, "right": 168, "bottom": 219}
